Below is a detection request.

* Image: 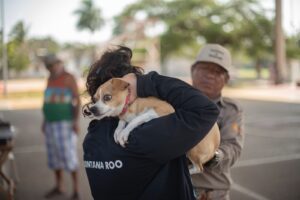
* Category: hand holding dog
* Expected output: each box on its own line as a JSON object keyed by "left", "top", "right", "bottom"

{"left": 120, "top": 73, "right": 137, "bottom": 104}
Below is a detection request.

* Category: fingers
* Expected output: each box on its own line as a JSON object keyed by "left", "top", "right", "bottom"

{"left": 121, "top": 73, "right": 137, "bottom": 104}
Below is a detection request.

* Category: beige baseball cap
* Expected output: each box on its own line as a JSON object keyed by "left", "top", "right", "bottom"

{"left": 195, "top": 44, "right": 232, "bottom": 72}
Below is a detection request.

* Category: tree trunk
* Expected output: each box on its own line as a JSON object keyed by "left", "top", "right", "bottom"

{"left": 274, "top": 0, "right": 287, "bottom": 84}
{"left": 255, "top": 59, "right": 261, "bottom": 79}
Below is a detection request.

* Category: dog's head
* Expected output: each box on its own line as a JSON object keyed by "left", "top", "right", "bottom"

{"left": 83, "top": 78, "right": 130, "bottom": 120}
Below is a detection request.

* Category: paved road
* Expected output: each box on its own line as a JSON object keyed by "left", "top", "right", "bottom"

{"left": 230, "top": 100, "right": 300, "bottom": 200}
{"left": 1, "top": 99, "right": 300, "bottom": 200}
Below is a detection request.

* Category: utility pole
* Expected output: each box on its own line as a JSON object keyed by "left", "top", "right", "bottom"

{"left": 274, "top": 0, "right": 287, "bottom": 84}
{"left": 1, "top": 0, "right": 8, "bottom": 95}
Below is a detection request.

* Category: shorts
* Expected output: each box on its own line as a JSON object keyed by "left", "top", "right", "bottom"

{"left": 44, "top": 121, "right": 78, "bottom": 171}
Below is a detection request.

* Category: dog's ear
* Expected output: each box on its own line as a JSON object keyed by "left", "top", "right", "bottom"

{"left": 111, "top": 78, "right": 129, "bottom": 91}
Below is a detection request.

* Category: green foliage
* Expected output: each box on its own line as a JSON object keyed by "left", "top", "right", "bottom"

{"left": 0, "top": 34, "right": 2, "bottom": 57}
{"left": 9, "top": 21, "right": 28, "bottom": 44}
{"left": 7, "top": 40, "right": 30, "bottom": 72}
{"left": 225, "top": 0, "right": 274, "bottom": 58}
{"left": 286, "top": 33, "right": 300, "bottom": 59}
{"left": 238, "top": 67, "right": 269, "bottom": 79}
{"left": 74, "top": 0, "right": 104, "bottom": 34}
{"left": 113, "top": 0, "right": 275, "bottom": 62}
{"left": 28, "top": 37, "right": 60, "bottom": 56}
{"left": 6, "top": 21, "right": 30, "bottom": 72}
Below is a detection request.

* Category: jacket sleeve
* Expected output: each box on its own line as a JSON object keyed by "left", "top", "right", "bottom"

{"left": 126, "top": 71, "right": 220, "bottom": 164}
{"left": 213, "top": 107, "right": 244, "bottom": 171}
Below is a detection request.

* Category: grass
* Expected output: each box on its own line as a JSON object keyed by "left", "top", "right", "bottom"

{"left": 0, "top": 91, "right": 43, "bottom": 99}
{"left": 0, "top": 89, "right": 87, "bottom": 100}
{"left": 237, "top": 68, "right": 270, "bottom": 79}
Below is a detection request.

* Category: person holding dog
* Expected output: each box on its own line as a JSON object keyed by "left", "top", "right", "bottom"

{"left": 42, "top": 54, "right": 81, "bottom": 200}
{"left": 190, "top": 44, "right": 244, "bottom": 200}
{"left": 82, "top": 46, "right": 220, "bottom": 200}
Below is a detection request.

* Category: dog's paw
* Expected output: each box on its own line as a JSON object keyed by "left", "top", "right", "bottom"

{"left": 114, "top": 120, "right": 127, "bottom": 144}
{"left": 114, "top": 128, "right": 123, "bottom": 144}
{"left": 117, "top": 129, "right": 130, "bottom": 147}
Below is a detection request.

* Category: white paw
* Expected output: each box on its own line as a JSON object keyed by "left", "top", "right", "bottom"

{"left": 116, "top": 129, "right": 131, "bottom": 147}
{"left": 114, "top": 128, "right": 123, "bottom": 144}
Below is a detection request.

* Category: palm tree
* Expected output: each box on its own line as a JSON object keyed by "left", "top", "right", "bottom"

{"left": 74, "top": 0, "right": 104, "bottom": 62}
{"left": 9, "top": 21, "right": 28, "bottom": 44}
{"left": 74, "top": 0, "right": 104, "bottom": 35}
{"left": 7, "top": 21, "right": 30, "bottom": 74}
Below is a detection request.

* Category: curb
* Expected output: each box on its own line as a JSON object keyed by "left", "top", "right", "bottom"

{"left": 1, "top": 87, "right": 300, "bottom": 111}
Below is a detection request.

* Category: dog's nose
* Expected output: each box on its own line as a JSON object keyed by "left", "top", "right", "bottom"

{"left": 89, "top": 105, "right": 100, "bottom": 116}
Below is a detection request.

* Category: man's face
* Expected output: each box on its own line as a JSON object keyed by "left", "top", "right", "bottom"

{"left": 191, "top": 62, "right": 229, "bottom": 100}
{"left": 47, "top": 61, "right": 64, "bottom": 76}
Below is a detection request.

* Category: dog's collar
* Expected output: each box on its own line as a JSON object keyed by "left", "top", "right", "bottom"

{"left": 120, "top": 90, "right": 131, "bottom": 116}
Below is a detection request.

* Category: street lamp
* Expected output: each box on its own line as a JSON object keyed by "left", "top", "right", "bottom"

{"left": 1, "top": 0, "right": 8, "bottom": 96}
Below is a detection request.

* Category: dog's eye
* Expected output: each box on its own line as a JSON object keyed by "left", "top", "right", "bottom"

{"left": 103, "top": 94, "right": 112, "bottom": 102}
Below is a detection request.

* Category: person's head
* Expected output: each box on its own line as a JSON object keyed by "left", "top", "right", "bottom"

{"left": 191, "top": 44, "right": 231, "bottom": 100}
{"left": 43, "top": 54, "right": 64, "bottom": 76}
{"left": 85, "top": 45, "right": 144, "bottom": 103}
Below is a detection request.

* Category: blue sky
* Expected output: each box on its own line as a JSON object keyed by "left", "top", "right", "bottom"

{"left": 3, "top": 0, "right": 300, "bottom": 44}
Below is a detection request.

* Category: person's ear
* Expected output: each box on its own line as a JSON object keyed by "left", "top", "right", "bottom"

{"left": 225, "top": 72, "right": 230, "bottom": 83}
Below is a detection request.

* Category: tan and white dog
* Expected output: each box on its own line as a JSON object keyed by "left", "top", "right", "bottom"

{"left": 84, "top": 78, "right": 220, "bottom": 174}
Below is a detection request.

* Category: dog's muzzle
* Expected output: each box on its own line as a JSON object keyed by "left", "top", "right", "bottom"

{"left": 89, "top": 105, "right": 101, "bottom": 116}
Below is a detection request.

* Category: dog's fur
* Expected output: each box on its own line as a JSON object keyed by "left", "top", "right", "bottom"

{"left": 84, "top": 78, "right": 220, "bottom": 173}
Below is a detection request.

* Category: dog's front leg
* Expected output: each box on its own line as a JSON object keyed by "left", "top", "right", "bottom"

{"left": 116, "top": 109, "right": 158, "bottom": 147}
{"left": 114, "top": 120, "right": 127, "bottom": 144}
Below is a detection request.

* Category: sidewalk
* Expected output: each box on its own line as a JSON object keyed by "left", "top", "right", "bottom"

{"left": 0, "top": 78, "right": 86, "bottom": 110}
{"left": 1, "top": 79, "right": 300, "bottom": 200}
{"left": 224, "top": 83, "right": 300, "bottom": 104}
{"left": 1, "top": 78, "right": 300, "bottom": 110}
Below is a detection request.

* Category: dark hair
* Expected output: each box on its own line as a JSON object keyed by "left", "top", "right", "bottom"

{"left": 85, "top": 45, "right": 144, "bottom": 101}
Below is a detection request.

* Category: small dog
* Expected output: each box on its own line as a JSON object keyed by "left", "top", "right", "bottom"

{"left": 84, "top": 78, "right": 220, "bottom": 173}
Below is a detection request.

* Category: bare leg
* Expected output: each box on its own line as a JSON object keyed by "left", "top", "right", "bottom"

{"left": 55, "top": 169, "right": 64, "bottom": 192}
{"left": 70, "top": 170, "right": 80, "bottom": 200}
{"left": 44, "top": 169, "right": 64, "bottom": 198}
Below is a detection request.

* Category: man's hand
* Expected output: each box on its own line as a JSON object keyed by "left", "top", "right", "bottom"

{"left": 204, "top": 150, "right": 222, "bottom": 169}
{"left": 121, "top": 73, "right": 137, "bottom": 104}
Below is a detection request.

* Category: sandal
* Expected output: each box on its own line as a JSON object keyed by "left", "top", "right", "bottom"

{"left": 44, "top": 187, "right": 65, "bottom": 199}
{"left": 70, "top": 192, "right": 81, "bottom": 200}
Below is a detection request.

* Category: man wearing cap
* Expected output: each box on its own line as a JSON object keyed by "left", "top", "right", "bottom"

{"left": 190, "top": 44, "right": 244, "bottom": 200}
{"left": 42, "top": 55, "right": 81, "bottom": 200}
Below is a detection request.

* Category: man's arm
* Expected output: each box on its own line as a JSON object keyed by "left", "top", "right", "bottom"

{"left": 206, "top": 108, "right": 244, "bottom": 171}
{"left": 67, "top": 74, "right": 81, "bottom": 134}
{"left": 126, "top": 72, "right": 220, "bottom": 164}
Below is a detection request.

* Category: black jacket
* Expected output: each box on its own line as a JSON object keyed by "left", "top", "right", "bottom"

{"left": 83, "top": 72, "right": 219, "bottom": 200}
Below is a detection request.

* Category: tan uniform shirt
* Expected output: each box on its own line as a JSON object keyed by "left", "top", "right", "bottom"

{"left": 191, "top": 96, "right": 244, "bottom": 190}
